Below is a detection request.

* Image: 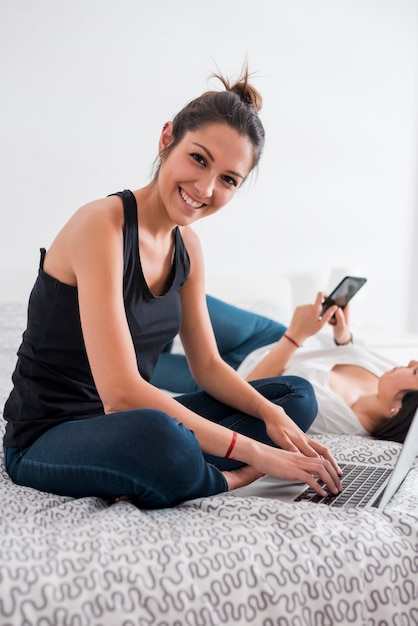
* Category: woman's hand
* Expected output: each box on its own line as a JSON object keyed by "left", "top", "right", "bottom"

{"left": 331, "top": 304, "right": 353, "bottom": 345}
{"left": 286, "top": 292, "right": 337, "bottom": 346}
{"left": 263, "top": 405, "right": 341, "bottom": 476}
{"left": 223, "top": 444, "right": 342, "bottom": 497}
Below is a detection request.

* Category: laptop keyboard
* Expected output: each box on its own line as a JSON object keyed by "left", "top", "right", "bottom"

{"left": 294, "top": 462, "right": 393, "bottom": 508}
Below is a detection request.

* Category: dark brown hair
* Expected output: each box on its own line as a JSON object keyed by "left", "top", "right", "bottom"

{"left": 153, "top": 67, "right": 265, "bottom": 178}
{"left": 371, "top": 391, "right": 418, "bottom": 443}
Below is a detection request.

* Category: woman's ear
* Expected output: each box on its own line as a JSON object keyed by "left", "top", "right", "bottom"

{"left": 390, "top": 395, "right": 404, "bottom": 416}
{"left": 159, "top": 121, "right": 174, "bottom": 155}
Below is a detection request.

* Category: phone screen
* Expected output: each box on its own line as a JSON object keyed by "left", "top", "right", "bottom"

{"left": 321, "top": 276, "right": 367, "bottom": 316}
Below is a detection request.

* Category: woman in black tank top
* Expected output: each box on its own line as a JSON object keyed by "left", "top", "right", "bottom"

{"left": 3, "top": 67, "right": 342, "bottom": 508}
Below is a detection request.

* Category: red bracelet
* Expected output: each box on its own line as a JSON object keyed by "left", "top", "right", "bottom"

{"left": 224, "top": 431, "right": 238, "bottom": 459}
{"left": 283, "top": 333, "right": 301, "bottom": 348}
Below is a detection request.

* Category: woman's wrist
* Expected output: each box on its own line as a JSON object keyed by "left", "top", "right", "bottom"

{"left": 224, "top": 431, "right": 237, "bottom": 459}
{"left": 283, "top": 332, "right": 302, "bottom": 349}
{"left": 257, "top": 400, "right": 288, "bottom": 436}
{"left": 334, "top": 332, "right": 353, "bottom": 346}
{"left": 228, "top": 432, "right": 259, "bottom": 467}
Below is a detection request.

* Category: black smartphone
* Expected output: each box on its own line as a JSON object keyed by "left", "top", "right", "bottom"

{"left": 321, "top": 276, "right": 367, "bottom": 316}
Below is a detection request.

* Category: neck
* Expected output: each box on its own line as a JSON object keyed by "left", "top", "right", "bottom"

{"left": 350, "top": 394, "right": 390, "bottom": 433}
{"left": 133, "top": 184, "right": 177, "bottom": 239}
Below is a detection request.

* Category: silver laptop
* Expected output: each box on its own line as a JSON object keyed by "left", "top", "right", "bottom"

{"left": 233, "top": 407, "right": 418, "bottom": 510}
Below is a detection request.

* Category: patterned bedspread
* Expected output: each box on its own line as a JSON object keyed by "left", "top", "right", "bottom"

{"left": 1, "top": 303, "right": 417, "bottom": 625}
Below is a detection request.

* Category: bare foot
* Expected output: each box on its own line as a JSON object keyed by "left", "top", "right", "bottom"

{"left": 114, "top": 495, "right": 132, "bottom": 502}
{"left": 222, "top": 465, "right": 265, "bottom": 491}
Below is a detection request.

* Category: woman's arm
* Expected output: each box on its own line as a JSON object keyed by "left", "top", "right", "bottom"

{"left": 178, "top": 232, "right": 342, "bottom": 479}
{"left": 47, "top": 206, "right": 341, "bottom": 496}
{"left": 246, "top": 292, "right": 338, "bottom": 380}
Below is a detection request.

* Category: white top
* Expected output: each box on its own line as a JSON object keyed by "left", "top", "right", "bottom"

{"left": 237, "top": 344, "right": 396, "bottom": 436}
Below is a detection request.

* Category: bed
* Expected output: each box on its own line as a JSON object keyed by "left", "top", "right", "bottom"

{"left": 1, "top": 294, "right": 418, "bottom": 626}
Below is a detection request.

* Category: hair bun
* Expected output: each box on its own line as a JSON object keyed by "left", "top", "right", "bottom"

{"left": 230, "top": 81, "right": 262, "bottom": 113}
{"left": 212, "top": 66, "right": 263, "bottom": 113}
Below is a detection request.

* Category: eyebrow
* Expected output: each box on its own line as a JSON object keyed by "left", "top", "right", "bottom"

{"left": 192, "top": 142, "right": 245, "bottom": 180}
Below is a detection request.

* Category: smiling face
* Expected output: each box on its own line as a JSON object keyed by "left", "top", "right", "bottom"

{"left": 379, "top": 361, "right": 418, "bottom": 412}
{"left": 156, "top": 122, "right": 254, "bottom": 226}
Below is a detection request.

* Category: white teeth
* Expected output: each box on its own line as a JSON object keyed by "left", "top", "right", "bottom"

{"left": 180, "top": 188, "right": 204, "bottom": 209}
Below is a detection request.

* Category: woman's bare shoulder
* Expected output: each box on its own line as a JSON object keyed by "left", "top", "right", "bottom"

{"left": 179, "top": 226, "right": 201, "bottom": 254}
{"left": 44, "top": 194, "right": 125, "bottom": 285}
{"left": 70, "top": 194, "right": 125, "bottom": 228}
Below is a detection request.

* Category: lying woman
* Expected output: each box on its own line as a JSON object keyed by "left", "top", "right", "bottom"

{"left": 151, "top": 293, "right": 418, "bottom": 443}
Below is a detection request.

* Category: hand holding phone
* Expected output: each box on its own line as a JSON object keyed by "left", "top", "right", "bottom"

{"left": 321, "top": 276, "right": 367, "bottom": 317}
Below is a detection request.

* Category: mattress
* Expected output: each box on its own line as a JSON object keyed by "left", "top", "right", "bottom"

{"left": 1, "top": 302, "right": 417, "bottom": 625}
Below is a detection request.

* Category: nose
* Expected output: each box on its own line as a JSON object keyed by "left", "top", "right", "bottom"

{"left": 193, "top": 173, "right": 215, "bottom": 199}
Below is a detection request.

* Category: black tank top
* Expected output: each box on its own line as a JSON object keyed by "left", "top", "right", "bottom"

{"left": 3, "top": 190, "right": 190, "bottom": 447}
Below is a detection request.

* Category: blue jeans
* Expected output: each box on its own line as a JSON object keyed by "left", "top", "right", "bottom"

{"left": 4, "top": 377, "right": 316, "bottom": 509}
{"left": 150, "top": 295, "right": 287, "bottom": 393}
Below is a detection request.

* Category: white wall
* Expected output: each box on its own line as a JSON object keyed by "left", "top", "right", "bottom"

{"left": 1, "top": 0, "right": 417, "bottom": 333}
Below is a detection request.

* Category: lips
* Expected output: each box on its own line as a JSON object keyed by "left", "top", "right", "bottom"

{"left": 179, "top": 187, "right": 206, "bottom": 209}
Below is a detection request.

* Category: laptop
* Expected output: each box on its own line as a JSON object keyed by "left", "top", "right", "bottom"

{"left": 233, "top": 407, "right": 418, "bottom": 510}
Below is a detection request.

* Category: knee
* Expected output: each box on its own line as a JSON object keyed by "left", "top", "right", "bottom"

{"left": 283, "top": 373, "right": 317, "bottom": 402}
{"left": 120, "top": 408, "right": 194, "bottom": 455}
{"left": 250, "top": 375, "right": 315, "bottom": 403}
{"left": 120, "top": 409, "right": 203, "bottom": 475}
{"left": 291, "top": 375, "right": 316, "bottom": 401}
{"left": 249, "top": 375, "right": 318, "bottom": 431}
{"left": 118, "top": 409, "right": 211, "bottom": 506}
{"left": 283, "top": 375, "right": 318, "bottom": 429}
